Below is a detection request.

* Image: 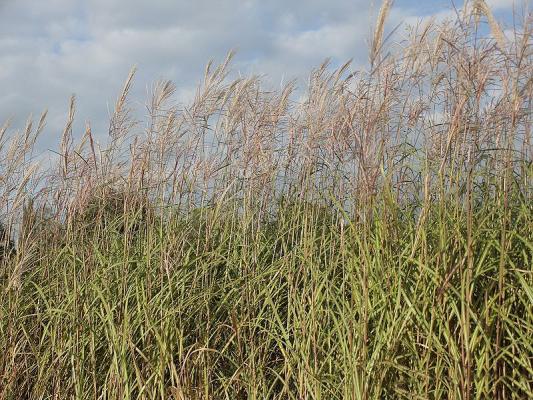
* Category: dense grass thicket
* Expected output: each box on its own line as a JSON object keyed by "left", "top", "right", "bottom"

{"left": 1, "top": 2, "right": 532, "bottom": 399}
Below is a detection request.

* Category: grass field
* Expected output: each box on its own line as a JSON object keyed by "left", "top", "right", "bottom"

{"left": 1, "top": 2, "right": 532, "bottom": 399}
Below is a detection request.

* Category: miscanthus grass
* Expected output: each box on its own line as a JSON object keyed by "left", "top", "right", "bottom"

{"left": 0, "top": 2, "right": 532, "bottom": 399}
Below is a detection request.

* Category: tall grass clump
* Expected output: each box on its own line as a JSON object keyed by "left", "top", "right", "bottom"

{"left": 0, "top": 2, "right": 532, "bottom": 399}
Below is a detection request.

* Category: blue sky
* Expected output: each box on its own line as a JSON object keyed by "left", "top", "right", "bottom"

{"left": 0, "top": 0, "right": 524, "bottom": 150}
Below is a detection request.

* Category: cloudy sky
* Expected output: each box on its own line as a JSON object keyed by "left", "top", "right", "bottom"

{"left": 0, "top": 0, "right": 521, "bottom": 149}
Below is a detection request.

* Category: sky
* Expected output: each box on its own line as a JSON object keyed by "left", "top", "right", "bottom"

{"left": 0, "top": 0, "right": 524, "bottom": 151}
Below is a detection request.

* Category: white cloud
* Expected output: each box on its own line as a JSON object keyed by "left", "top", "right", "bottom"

{"left": 486, "top": 0, "right": 520, "bottom": 10}
{"left": 0, "top": 0, "right": 514, "bottom": 153}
